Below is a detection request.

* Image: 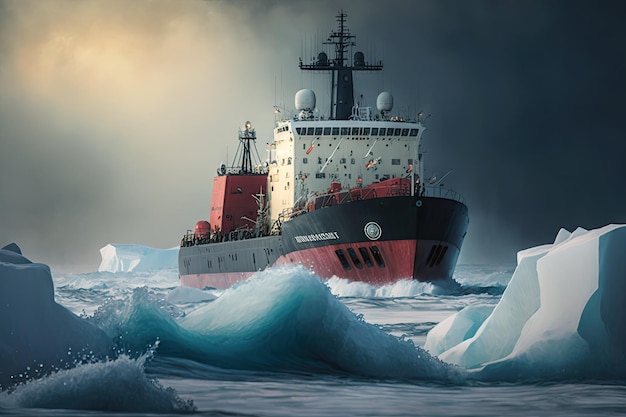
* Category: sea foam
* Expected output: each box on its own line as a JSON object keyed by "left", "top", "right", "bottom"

{"left": 0, "top": 355, "right": 195, "bottom": 413}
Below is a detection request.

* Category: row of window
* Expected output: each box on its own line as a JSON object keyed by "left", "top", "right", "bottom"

{"left": 296, "top": 127, "right": 419, "bottom": 137}
{"left": 301, "top": 157, "right": 410, "bottom": 165}
{"left": 335, "top": 246, "right": 385, "bottom": 270}
{"left": 313, "top": 173, "right": 394, "bottom": 181}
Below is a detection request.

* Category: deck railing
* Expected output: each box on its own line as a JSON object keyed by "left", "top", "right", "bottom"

{"left": 281, "top": 182, "right": 467, "bottom": 221}
{"left": 421, "top": 186, "right": 467, "bottom": 205}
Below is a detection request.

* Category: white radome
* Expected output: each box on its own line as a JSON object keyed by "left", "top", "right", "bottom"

{"left": 295, "top": 89, "right": 316, "bottom": 111}
{"left": 376, "top": 91, "right": 394, "bottom": 112}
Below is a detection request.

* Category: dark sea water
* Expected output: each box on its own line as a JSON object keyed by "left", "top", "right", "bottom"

{"left": 2, "top": 264, "right": 626, "bottom": 417}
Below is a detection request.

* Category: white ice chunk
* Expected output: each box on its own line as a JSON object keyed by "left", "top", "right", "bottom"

{"left": 424, "top": 305, "right": 494, "bottom": 356}
{"left": 98, "top": 244, "right": 178, "bottom": 272}
{"left": 426, "top": 224, "right": 626, "bottom": 379}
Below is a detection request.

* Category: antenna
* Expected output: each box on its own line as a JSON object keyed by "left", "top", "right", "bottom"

{"left": 299, "top": 9, "right": 383, "bottom": 120}
{"left": 227, "top": 121, "right": 268, "bottom": 175}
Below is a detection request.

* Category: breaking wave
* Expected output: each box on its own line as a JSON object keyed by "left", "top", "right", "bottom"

{"left": 0, "top": 354, "right": 195, "bottom": 413}
{"left": 88, "top": 265, "right": 464, "bottom": 382}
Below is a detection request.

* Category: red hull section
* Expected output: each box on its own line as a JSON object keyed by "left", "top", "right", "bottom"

{"left": 273, "top": 240, "right": 415, "bottom": 285}
{"left": 179, "top": 238, "right": 461, "bottom": 289}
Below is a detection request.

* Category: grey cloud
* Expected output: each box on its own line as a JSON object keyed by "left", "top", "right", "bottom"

{"left": 1, "top": 0, "right": 625, "bottom": 269}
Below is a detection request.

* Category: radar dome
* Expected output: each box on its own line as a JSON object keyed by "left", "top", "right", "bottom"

{"left": 376, "top": 91, "right": 394, "bottom": 112}
{"left": 295, "top": 89, "right": 316, "bottom": 111}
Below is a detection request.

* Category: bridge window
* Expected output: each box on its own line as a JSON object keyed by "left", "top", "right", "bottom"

{"left": 371, "top": 127, "right": 379, "bottom": 136}
{"left": 306, "top": 127, "right": 314, "bottom": 135}
{"left": 401, "top": 128, "right": 409, "bottom": 136}
{"left": 362, "top": 127, "right": 370, "bottom": 135}
{"left": 323, "top": 127, "right": 331, "bottom": 135}
{"left": 394, "top": 128, "right": 401, "bottom": 136}
{"left": 341, "top": 127, "right": 349, "bottom": 135}
{"left": 351, "top": 127, "right": 360, "bottom": 135}
{"left": 410, "top": 129, "right": 419, "bottom": 136}
{"left": 332, "top": 127, "right": 339, "bottom": 135}
{"left": 315, "top": 127, "right": 323, "bottom": 135}
{"left": 296, "top": 127, "right": 303, "bottom": 135}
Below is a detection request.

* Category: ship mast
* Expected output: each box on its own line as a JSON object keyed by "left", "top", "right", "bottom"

{"left": 299, "top": 9, "right": 383, "bottom": 120}
{"left": 226, "top": 121, "right": 266, "bottom": 175}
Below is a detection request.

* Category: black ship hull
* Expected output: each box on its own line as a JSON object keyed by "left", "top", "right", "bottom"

{"left": 179, "top": 195, "right": 469, "bottom": 288}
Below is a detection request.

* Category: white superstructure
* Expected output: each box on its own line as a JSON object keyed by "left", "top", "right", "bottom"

{"left": 268, "top": 109, "right": 427, "bottom": 223}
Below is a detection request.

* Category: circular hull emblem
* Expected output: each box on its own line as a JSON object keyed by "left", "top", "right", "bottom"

{"left": 364, "top": 221, "right": 382, "bottom": 240}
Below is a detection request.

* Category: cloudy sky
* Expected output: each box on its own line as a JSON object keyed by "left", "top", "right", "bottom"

{"left": 1, "top": 0, "right": 625, "bottom": 270}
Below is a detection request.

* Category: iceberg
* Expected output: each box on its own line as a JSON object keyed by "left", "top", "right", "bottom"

{"left": 0, "top": 243, "right": 112, "bottom": 389}
{"left": 98, "top": 244, "right": 178, "bottom": 273}
{"left": 425, "top": 224, "right": 626, "bottom": 380}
